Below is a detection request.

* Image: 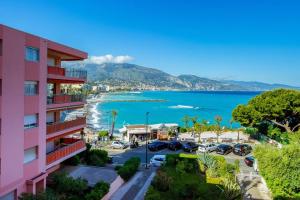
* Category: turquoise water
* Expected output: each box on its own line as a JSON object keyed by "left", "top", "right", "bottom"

{"left": 95, "top": 91, "right": 260, "bottom": 130}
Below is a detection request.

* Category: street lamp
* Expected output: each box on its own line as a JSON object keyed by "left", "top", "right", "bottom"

{"left": 145, "top": 112, "right": 150, "bottom": 169}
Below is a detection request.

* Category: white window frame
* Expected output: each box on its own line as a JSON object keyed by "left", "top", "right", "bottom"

{"left": 25, "top": 46, "right": 39, "bottom": 62}
{"left": 24, "top": 114, "right": 38, "bottom": 129}
{"left": 24, "top": 81, "right": 38, "bottom": 96}
{"left": 24, "top": 147, "right": 38, "bottom": 164}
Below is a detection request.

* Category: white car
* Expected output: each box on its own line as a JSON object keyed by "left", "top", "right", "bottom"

{"left": 111, "top": 141, "right": 128, "bottom": 149}
{"left": 150, "top": 155, "right": 166, "bottom": 167}
{"left": 198, "top": 143, "right": 217, "bottom": 153}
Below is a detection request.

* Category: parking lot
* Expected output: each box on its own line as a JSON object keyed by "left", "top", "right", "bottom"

{"left": 107, "top": 143, "right": 255, "bottom": 173}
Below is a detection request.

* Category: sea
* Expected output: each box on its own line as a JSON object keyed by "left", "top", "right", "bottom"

{"left": 89, "top": 91, "right": 260, "bottom": 131}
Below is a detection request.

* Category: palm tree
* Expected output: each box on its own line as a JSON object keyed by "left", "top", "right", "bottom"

{"left": 190, "top": 116, "right": 198, "bottom": 138}
{"left": 110, "top": 110, "right": 118, "bottom": 139}
{"left": 194, "top": 122, "right": 202, "bottom": 143}
{"left": 229, "top": 118, "right": 234, "bottom": 130}
{"left": 214, "top": 115, "right": 223, "bottom": 143}
{"left": 181, "top": 115, "right": 190, "bottom": 130}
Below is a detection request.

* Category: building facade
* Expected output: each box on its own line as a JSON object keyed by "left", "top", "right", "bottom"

{"left": 0, "top": 25, "right": 87, "bottom": 199}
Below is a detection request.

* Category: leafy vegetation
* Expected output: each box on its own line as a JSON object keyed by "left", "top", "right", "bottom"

{"left": 64, "top": 143, "right": 110, "bottom": 167}
{"left": 146, "top": 154, "right": 241, "bottom": 200}
{"left": 20, "top": 173, "right": 110, "bottom": 200}
{"left": 233, "top": 89, "right": 300, "bottom": 133}
{"left": 253, "top": 142, "right": 300, "bottom": 199}
{"left": 116, "top": 157, "right": 141, "bottom": 181}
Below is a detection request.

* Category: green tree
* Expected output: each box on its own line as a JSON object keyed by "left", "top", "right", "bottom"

{"left": 98, "top": 130, "right": 109, "bottom": 141}
{"left": 190, "top": 116, "right": 198, "bottom": 138}
{"left": 232, "top": 89, "right": 300, "bottom": 133}
{"left": 194, "top": 122, "right": 202, "bottom": 143}
{"left": 214, "top": 115, "right": 223, "bottom": 142}
{"left": 110, "top": 110, "right": 118, "bottom": 139}
{"left": 181, "top": 115, "right": 190, "bottom": 129}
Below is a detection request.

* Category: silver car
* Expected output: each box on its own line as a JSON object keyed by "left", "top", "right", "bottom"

{"left": 198, "top": 143, "right": 217, "bottom": 153}
{"left": 111, "top": 141, "right": 128, "bottom": 149}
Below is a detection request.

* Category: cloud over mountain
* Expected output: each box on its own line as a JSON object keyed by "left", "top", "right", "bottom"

{"left": 85, "top": 55, "right": 134, "bottom": 64}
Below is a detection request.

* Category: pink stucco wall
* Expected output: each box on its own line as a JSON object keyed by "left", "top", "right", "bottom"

{"left": 0, "top": 24, "right": 87, "bottom": 198}
{"left": 0, "top": 25, "right": 25, "bottom": 196}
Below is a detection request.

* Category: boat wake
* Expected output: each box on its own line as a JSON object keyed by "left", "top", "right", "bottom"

{"left": 168, "top": 105, "right": 200, "bottom": 109}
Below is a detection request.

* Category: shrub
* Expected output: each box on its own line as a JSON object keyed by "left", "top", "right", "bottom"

{"left": 179, "top": 127, "right": 187, "bottom": 133}
{"left": 254, "top": 144, "right": 300, "bottom": 199}
{"left": 50, "top": 172, "right": 88, "bottom": 197}
{"left": 87, "top": 149, "right": 108, "bottom": 166}
{"left": 63, "top": 155, "right": 80, "bottom": 166}
{"left": 145, "top": 186, "right": 161, "bottom": 200}
{"left": 19, "top": 190, "right": 57, "bottom": 200}
{"left": 166, "top": 154, "right": 179, "bottom": 166}
{"left": 117, "top": 157, "right": 141, "bottom": 181}
{"left": 218, "top": 177, "right": 241, "bottom": 200}
{"left": 151, "top": 170, "right": 172, "bottom": 192}
{"left": 175, "top": 160, "right": 185, "bottom": 174}
{"left": 85, "top": 181, "right": 110, "bottom": 200}
{"left": 114, "top": 165, "right": 122, "bottom": 171}
{"left": 88, "top": 154, "right": 106, "bottom": 166}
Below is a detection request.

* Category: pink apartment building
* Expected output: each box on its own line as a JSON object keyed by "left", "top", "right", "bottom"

{"left": 0, "top": 25, "right": 88, "bottom": 199}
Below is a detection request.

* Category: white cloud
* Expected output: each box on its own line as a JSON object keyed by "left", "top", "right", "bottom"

{"left": 85, "top": 54, "right": 134, "bottom": 64}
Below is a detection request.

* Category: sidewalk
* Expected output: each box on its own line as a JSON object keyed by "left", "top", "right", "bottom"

{"left": 237, "top": 172, "right": 272, "bottom": 200}
{"left": 110, "top": 167, "right": 156, "bottom": 200}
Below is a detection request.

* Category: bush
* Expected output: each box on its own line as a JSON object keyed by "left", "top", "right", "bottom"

{"left": 117, "top": 157, "right": 140, "bottom": 181}
{"left": 50, "top": 172, "right": 88, "bottom": 198}
{"left": 85, "top": 181, "right": 110, "bottom": 200}
{"left": 19, "top": 190, "right": 57, "bottom": 200}
{"left": 63, "top": 155, "right": 80, "bottom": 166}
{"left": 151, "top": 170, "right": 172, "bottom": 192}
{"left": 145, "top": 186, "right": 161, "bottom": 200}
{"left": 114, "top": 165, "right": 122, "bottom": 171}
{"left": 87, "top": 149, "right": 108, "bottom": 166}
{"left": 166, "top": 154, "right": 179, "bottom": 166}
{"left": 254, "top": 144, "right": 300, "bottom": 199}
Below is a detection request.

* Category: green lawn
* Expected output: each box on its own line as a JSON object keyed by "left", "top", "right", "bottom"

{"left": 145, "top": 156, "right": 226, "bottom": 200}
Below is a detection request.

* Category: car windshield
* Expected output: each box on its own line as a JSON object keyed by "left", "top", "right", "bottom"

{"left": 199, "top": 145, "right": 206, "bottom": 148}
{"left": 154, "top": 157, "right": 164, "bottom": 161}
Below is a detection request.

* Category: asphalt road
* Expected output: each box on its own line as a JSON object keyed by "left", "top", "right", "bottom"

{"left": 107, "top": 144, "right": 255, "bottom": 173}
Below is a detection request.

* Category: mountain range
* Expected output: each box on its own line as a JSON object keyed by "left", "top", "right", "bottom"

{"left": 63, "top": 62, "right": 299, "bottom": 91}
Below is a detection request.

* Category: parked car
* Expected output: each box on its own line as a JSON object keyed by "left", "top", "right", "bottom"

{"left": 233, "top": 144, "right": 252, "bottom": 156}
{"left": 182, "top": 142, "right": 199, "bottom": 152}
{"left": 216, "top": 144, "right": 233, "bottom": 155}
{"left": 168, "top": 141, "right": 182, "bottom": 151}
{"left": 150, "top": 155, "right": 166, "bottom": 167}
{"left": 244, "top": 156, "right": 255, "bottom": 167}
{"left": 111, "top": 141, "right": 128, "bottom": 149}
{"left": 198, "top": 143, "right": 217, "bottom": 153}
{"left": 148, "top": 141, "right": 167, "bottom": 151}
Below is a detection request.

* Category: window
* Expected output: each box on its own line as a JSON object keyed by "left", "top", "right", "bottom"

{"left": 24, "top": 114, "right": 38, "bottom": 129}
{"left": 25, "top": 46, "right": 39, "bottom": 62}
{"left": 24, "top": 81, "right": 38, "bottom": 96}
{"left": 0, "top": 190, "right": 15, "bottom": 200}
{"left": 24, "top": 147, "right": 37, "bottom": 164}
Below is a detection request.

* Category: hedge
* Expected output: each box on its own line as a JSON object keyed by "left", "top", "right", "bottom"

{"left": 117, "top": 157, "right": 141, "bottom": 181}
{"left": 254, "top": 144, "right": 300, "bottom": 199}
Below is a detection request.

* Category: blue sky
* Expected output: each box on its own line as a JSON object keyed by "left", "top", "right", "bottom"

{"left": 1, "top": 0, "right": 300, "bottom": 86}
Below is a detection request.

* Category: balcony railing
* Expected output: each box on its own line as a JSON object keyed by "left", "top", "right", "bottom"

{"left": 46, "top": 139, "right": 85, "bottom": 165}
{"left": 47, "top": 94, "right": 85, "bottom": 104}
{"left": 48, "top": 66, "right": 87, "bottom": 80}
{"left": 47, "top": 117, "right": 86, "bottom": 134}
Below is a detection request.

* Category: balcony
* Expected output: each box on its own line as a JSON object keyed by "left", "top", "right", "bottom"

{"left": 48, "top": 66, "right": 87, "bottom": 83}
{"left": 47, "top": 94, "right": 85, "bottom": 110}
{"left": 46, "top": 138, "right": 86, "bottom": 167}
{"left": 47, "top": 117, "right": 86, "bottom": 135}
